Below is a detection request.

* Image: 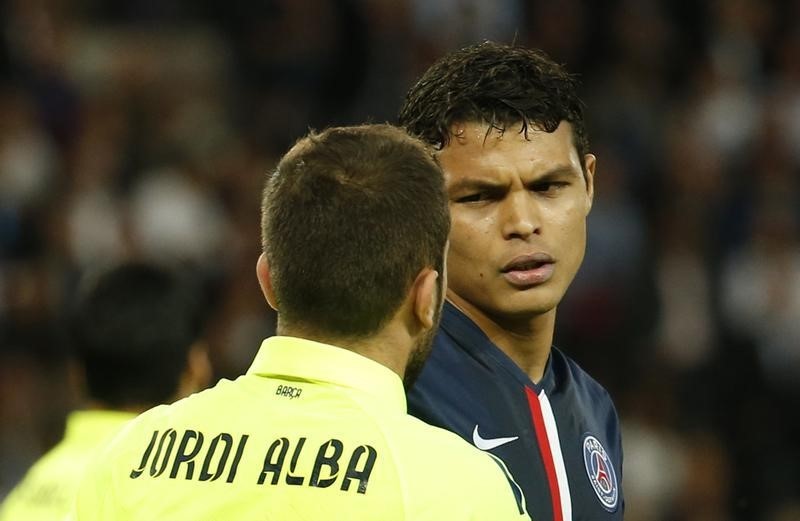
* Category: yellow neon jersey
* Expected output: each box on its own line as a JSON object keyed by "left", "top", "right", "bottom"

{"left": 70, "top": 336, "right": 528, "bottom": 520}
{"left": 0, "top": 410, "right": 135, "bottom": 521}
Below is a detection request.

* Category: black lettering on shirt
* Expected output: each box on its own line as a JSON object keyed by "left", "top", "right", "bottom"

{"left": 128, "top": 429, "right": 249, "bottom": 484}
{"left": 309, "top": 439, "right": 343, "bottom": 489}
{"left": 199, "top": 433, "right": 233, "bottom": 482}
{"left": 255, "top": 437, "right": 378, "bottom": 494}
{"left": 130, "top": 430, "right": 159, "bottom": 479}
{"left": 150, "top": 429, "right": 177, "bottom": 477}
{"left": 169, "top": 430, "right": 204, "bottom": 480}
{"left": 226, "top": 434, "right": 249, "bottom": 483}
{"left": 285, "top": 437, "right": 306, "bottom": 485}
{"left": 275, "top": 385, "right": 303, "bottom": 399}
{"left": 341, "top": 445, "right": 377, "bottom": 494}
{"left": 258, "top": 437, "right": 290, "bottom": 485}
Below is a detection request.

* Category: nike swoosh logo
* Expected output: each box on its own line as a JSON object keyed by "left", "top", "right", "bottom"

{"left": 472, "top": 425, "right": 519, "bottom": 451}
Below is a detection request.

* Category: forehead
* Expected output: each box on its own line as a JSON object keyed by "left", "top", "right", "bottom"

{"left": 437, "top": 121, "right": 581, "bottom": 179}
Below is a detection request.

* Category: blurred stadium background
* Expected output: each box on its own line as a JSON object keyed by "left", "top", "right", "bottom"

{"left": 1, "top": 1, "right": 799, "bottom": 520}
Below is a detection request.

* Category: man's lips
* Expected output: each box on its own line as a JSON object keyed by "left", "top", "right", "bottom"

{"left": 501, "top": 253, "right": 555, "bottom": 286}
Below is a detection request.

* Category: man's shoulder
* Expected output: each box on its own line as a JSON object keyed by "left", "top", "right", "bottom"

{"left": 389, "top": 415, "right": 524, "bottom": 503}
{"left": 98, "top": 378, "right": 241, "bottom": 454}
{"left": 550, "top": 347, "right": 617, "bottom": 408}
{"left": 7, "top": 429, "right": 92, "bottom": 486}
{"left": 393, "top": 415, "right": 528, "bottom": 518}
{"left": 396, "top": 414, "right": 471, "bottom": 449}
{"left": 0, "top": 435, "right": 94, "bottom": 521}
{"left": 388, "top": 414, "right": 495, "bottom": 468}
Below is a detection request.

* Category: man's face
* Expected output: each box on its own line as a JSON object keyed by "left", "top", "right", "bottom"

{"left": 438, "top": 121, "right": 595, "bottom": 322}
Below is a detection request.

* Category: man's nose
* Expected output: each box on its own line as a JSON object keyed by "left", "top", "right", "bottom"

{"left": 501, "top": 191, "right": 540, "bottom": 239}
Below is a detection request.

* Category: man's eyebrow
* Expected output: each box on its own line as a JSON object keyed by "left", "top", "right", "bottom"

{"left": 533, "top": 165, "right": 582, "bottom": 180}
{"left": 447, "top": 178, "right": 506, "bottom": 192}
{"left": 448, "top": 165, "right": 581, "bottom": 192}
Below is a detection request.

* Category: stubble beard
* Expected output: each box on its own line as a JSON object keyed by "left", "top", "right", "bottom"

{"left": 403, "top": 285, "right": 444, "bottom": 391}
{"left": 403, "top": 325, "right": 437, "bottom": 391}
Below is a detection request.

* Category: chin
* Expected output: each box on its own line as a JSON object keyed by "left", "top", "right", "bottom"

{"left": 500, "top": 290, "right": 562, "bottom": 316}
{"left": 506, "top": 301, "right": 558, "bottom": 317}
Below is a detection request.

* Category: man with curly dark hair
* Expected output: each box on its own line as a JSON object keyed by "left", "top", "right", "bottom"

{"left": 400, "top": 41, "right": 624, "bottom": 521}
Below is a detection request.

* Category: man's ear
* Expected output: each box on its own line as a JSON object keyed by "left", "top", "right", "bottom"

{"left": 256, "top": 253, "right": 278, "bottom": 311}
{"left": 411, "top": 268, "right": 439, "bottom": 329}
{"left": 583, "top": 153, "right": 596, "bottom": 214}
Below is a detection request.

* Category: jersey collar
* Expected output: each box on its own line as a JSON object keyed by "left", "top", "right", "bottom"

{"left": 248, "top": 336, "right": 407, "bottom": 413}
{"left": 439, "top": 301, "right": 558, "bottom": 394}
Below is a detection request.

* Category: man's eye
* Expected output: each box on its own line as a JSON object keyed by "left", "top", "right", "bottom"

{"left": 532, "top": 182, "right": 569, "bottom": 193}
{"left": 455, "top": 193, "right": 487, "bottom": 203}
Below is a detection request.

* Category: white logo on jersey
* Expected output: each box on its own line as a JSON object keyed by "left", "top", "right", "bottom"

{"left": 472, "top": 425, "right": 519, "bottom": 450}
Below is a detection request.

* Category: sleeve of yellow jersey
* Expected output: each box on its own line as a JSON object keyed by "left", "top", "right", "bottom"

{"left": 471, "top": 452, "right": 529, "bottom": 520}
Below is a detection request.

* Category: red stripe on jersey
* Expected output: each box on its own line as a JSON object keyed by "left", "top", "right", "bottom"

{"left": 526, "top": 386, "right": 563, "bottom": 521}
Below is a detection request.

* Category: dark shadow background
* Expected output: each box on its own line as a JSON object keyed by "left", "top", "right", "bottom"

{"left": 1, "top": 1, "right": 799, "bottom": 520}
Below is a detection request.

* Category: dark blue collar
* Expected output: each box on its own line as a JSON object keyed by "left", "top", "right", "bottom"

{"left": 439, "top": 300, "right": 559, "bottom": 394}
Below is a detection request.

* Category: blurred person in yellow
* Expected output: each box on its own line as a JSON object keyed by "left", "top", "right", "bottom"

{"left": 69, "top": 124, "right": 528, "bottom": 520}
{"left": 0, "top": 262, "right": 212, "bottom": 521}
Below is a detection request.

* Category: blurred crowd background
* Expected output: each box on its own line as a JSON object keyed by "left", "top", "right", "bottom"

{"left": 1, "top": 0, "right": 799, "bottom": 520}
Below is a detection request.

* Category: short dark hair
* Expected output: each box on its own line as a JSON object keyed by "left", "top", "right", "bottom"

{"left": 72, "top": 263, "right": 203, "bottom": 408}
{"left": 261, "top": 124, "right": 449, "bottom": 339}
{"left": 398, "top": 41, "right": 589, "bottom": 167}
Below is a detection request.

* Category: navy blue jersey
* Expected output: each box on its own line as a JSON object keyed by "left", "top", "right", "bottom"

{"left": 408, "top": 302, "right": 624, "bottom": 521}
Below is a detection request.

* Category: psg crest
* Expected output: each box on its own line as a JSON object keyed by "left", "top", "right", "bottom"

{"left": 582, "top": 434, "right": 618, "bottom": 511}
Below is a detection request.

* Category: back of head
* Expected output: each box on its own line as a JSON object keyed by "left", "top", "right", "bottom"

{"left": 73, "top": 262, "right": 204, "bottom": 409}
{"left": 398, "top": 40, "right": 589, "bottom": 164}
{"left": 261, "top": 124, "right": 449, "bottom": 340}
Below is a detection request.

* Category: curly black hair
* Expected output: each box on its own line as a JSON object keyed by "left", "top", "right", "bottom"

{"left": 398, "top": 41, "right": 589, "bottom": 167}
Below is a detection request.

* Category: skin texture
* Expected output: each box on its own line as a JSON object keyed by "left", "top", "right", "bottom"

{"left": 438, "top": 121, "right": 595, "bottom": 381}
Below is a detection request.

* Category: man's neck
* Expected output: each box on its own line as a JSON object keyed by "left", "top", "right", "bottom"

{"left": 447, "top": 294, "right": 555, "bottom": 383}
